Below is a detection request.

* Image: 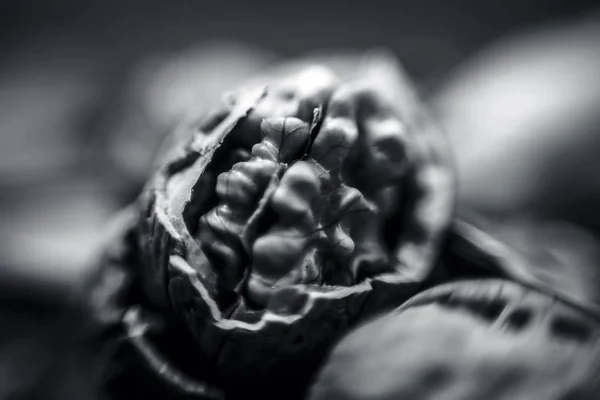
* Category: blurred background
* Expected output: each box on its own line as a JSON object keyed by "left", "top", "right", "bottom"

{"left": 1, "top": 0, "right": 600, "bottom": 398}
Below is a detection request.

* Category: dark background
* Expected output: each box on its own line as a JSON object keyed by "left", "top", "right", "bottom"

{"left": 2, "top": 0, "right": 600, "bottom": 85}
{"left": 1, "top": 1, "right": 599, "bottom": 399}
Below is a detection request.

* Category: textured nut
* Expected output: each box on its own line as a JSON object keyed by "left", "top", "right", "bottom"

{"left": 125, "top": 51, "right": 456, "bottom": 398}
{"left": 309, "top": 279, "right": 600, "bottom": 400}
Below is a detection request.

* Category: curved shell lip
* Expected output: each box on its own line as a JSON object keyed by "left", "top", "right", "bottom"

{"left": 428, "top": 220, "right": 600, "bottom": 321}
{"left": 149, "top": 58, "right": 459, "bottom": 331}
{"left": 151, "top": 84, "right": 270, "bottom": 243}
{"left": 170, "top": 255, "right": 377, "bottom": 332}
{"left": 122, "top": 305, "right": 226, "bottom": 400}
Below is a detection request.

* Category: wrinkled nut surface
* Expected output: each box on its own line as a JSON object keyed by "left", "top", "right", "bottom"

{"left": 133, "top": 52, "right": 455, "bottom": 395}
{"left": 309, "top": 279, "right": 600, "bottom": 400}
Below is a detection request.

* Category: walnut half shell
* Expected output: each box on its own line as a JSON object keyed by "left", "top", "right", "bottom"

{"left": 89, "top": 51, "right": 456, "bottom": 399}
